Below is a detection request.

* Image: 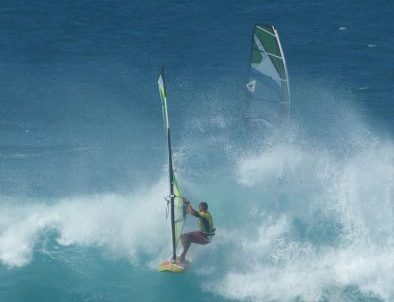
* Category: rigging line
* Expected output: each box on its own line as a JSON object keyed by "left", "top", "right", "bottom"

{"left": 164, "top": 197, "right": 170, "bottom": 219}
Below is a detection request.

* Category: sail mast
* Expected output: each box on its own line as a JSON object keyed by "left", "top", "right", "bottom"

{"left": 158, "top": 68, "right": 177, "bottom": 261}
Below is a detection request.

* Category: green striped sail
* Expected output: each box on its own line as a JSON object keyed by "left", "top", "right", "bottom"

{"left": 158, "top": 69, "right": 187, "bottom": 260}
{"left": 158, "top": 73, "right": 169, "bottom": 130}
{"left": 245, "top": 25, "right": 290, "bottom": 127}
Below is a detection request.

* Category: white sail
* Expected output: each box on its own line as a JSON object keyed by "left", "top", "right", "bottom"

{"left": 245, "top": 25, "right": 290, "bottom": 127}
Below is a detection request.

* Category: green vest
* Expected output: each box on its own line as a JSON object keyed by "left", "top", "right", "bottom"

{"left": 198, "top": 211, "right": 214, "bottom": 234}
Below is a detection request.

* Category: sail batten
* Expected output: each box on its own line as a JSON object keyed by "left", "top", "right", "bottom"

{"left": 256, "top": 25, "right": 277, "bottom": 37}
{"left": 255, "top": 50, "right": 283, "bottom": 60}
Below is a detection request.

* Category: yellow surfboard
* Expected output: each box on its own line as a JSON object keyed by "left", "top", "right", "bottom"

{"left": 159, "top": 259, "right": 190, "bottom": 273}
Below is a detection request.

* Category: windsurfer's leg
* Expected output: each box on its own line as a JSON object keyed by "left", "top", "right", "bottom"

{"left": 189, "top": 231, "right": 209, "bottom": 245}
{"left": 179, "top": 231, "right": 208, "bottom": 262}
{"left": 179, "top": 233, "right": 191, "bottom": 262}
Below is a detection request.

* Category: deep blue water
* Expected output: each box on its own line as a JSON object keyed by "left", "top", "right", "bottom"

{"left": 0, "top": 1, "right": 393, "bottom": 301}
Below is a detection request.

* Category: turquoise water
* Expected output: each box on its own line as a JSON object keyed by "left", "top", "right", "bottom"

{"left": 0, "top": 1, "right": 393, "bottom": 301}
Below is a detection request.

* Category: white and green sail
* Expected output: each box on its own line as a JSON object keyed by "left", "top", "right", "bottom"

{"left": 158, "top": 68, "right": 186, "bottom": 261}
{"left": 245, "top": 25, "right": 290, "bottom": 127}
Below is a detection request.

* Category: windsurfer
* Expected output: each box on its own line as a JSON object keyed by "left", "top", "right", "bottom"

{"left": 178, "top": 198, "right": 215, "bottom": 263}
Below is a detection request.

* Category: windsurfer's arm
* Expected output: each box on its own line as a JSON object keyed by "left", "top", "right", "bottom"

{"left": 183, "top": 198, "right": 200, "bottom": 217}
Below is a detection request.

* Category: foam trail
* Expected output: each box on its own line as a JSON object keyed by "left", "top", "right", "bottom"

{"left": 178, "top": 113, "right": 393, "bottom": 301}
{"left": 168, "top": 80, "right": 393, "bottom": 301}
{"left": 0, "top": 177, "right": 171, "bottom": 268}
{"left": 202, "top": 135, "right": 394, "bottom": 302}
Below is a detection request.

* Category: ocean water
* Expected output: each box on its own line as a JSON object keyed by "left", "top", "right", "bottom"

{"left": 0, "top": 0, "right": 393, "bottom": 301}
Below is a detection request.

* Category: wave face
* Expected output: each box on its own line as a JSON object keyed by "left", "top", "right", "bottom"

{"left": 0, "top": 0, "right": 393, "bottom": 301}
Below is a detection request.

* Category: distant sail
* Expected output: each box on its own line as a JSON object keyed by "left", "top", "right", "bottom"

{"left": 245, "top": 25, "right": 290, "bottom": 127}
{"left": 158, "top": 68, "right": 187, "bottom": 261}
